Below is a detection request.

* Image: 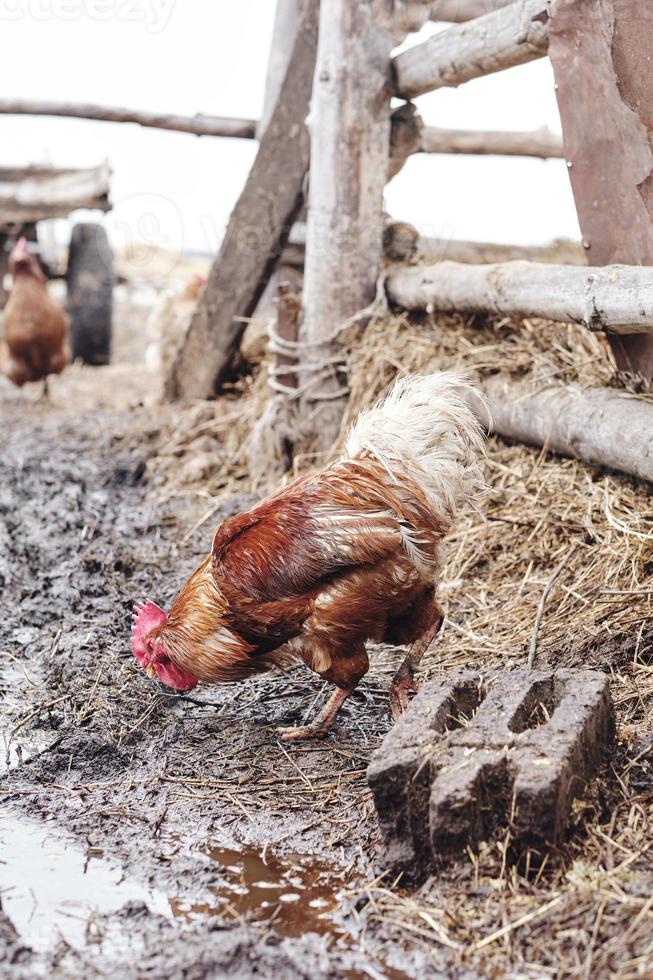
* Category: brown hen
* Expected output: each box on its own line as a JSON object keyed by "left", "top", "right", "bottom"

{"left": 132, "top": 373, "right": 485, "bottom": 740}
{"left": 2, "top": 237, "right": 69, "bottom": 393}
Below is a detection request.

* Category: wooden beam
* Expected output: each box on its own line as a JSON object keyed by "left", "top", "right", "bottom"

{"left": 549, "top": 0, "right": 653, "bottom": 378}
{"left": 394, "top": 0, "right": 513, "bottom": 33}
{"left": 417, "top": 235, "right": 586, "bottom": 265}
{"left": 165, "top": 0, "right": 319, "bottom": 401}
{"left": 258, "top": 0, "right": 302, "bottom": 138}
{"left": 420, "top": 124, "right": 563, "bottom": 158}
{"left": 0, "top": 98, "right": 257, "bottom": 140}
{"left": 299, "top": 0, "right": 398, "bottom": 450}
{"left": 393, "top": 0, "right": 551, "bottom": 99}
{"left": 289, "top": 222, "right": 586, "bottom": 266}
{"left": 473, "top": 375, "right": 653, "bottom": 484}
{"left": 386, "top": 259, "right": 653, "bottom": 332}
{"left": 430, "top": 0, "right": 514, "bottom": 21}
{"left": 0, "top": 100, "right": 563, "bottom": 162}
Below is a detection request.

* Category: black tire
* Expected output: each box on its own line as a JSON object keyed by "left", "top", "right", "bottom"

{"left": 66, "top": 222, "right": 114, "bottom": 365}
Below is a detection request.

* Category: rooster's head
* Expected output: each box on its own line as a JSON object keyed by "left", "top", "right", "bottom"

{"left": 131, "top": 600, "right": 198, "bottom": 691}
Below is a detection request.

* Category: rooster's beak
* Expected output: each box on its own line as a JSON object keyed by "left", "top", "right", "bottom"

{"left": 146, "top": 665, "right": 156, "bottom": 679}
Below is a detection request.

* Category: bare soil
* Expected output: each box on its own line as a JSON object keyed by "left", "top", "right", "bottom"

{"left": 0, "top": 367, "right": 433, "bottom": 979}
{"left": 1, "top": 304, "right": 652, "bottom": 979}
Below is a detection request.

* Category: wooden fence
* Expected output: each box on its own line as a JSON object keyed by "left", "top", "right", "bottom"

{"left": 5, "top": 0, "right": 653, "bottom": 477}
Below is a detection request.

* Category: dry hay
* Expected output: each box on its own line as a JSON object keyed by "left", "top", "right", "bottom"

{"left": 144, "top": 311, "right": 652, "bottom": 975}
{"left": 338, "top": 312, "right": 653, "bottom": 977}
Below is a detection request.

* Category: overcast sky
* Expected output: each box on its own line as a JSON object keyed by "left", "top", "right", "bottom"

{"left": 0, "top": 0, "right": 581, "bottom": 266}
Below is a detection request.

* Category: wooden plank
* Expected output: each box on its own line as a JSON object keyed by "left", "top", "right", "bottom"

{"left": 393, "top": 0, "right": 551, "bottom": 99}
{"left": 0, "top": 99, "right": 256, "bottom": 140}
{"left": 165, "top": 0, "right": 319, "bottom": 401}
{"left": 387, "top": 259, "right": 653, "bottom": 332}
{"left": 299, "top": 0, "right": 398, "bottom": 449}
{"left": 549, "top": 0, "right": 653, "bottom": 376}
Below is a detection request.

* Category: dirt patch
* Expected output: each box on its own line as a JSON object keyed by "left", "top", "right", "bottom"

{"left": 1, "top": 309, "right": 652, "bottom": 978}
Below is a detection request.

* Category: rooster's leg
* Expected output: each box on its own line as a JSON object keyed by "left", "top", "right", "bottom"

{"left": 389, "top": 612, "right": 443, "bottom": 721}
{"left": 276, "top": 686, "right": 353, "bottom": 742}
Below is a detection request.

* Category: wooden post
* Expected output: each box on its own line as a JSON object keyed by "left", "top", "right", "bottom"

{"left": 247, "top": 281, "right": 302, "bottom": 486}
{"left": 274, "top": 281, "right": 302, "bottom": 392}
{"left": 165, "top": 0, "right": 319, "bottom": 401}
{"left": 0, "top": 234, "right": 8, "bottom": 309}
{"left": 299, "top": 0, "right": 397, "bottom": 451}
{"left": 549, "top": 0, "right": 653, "bottom": 377}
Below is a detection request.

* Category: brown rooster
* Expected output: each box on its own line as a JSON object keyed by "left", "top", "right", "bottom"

{"left": 2, "top": 237, "right": 69, "bottom": 393}
{"left": 131, "top": 373, "right": 485, "bottom": 740}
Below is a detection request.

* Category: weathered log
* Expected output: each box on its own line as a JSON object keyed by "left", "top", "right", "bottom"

{"left": 299, "top": 0, "right": 397, "bottom": 450}
{"left": 393, "top": 0, "right": 551, "bottom": 99}
{"left": 394, "top": 0, "right": 513, "bottom": 33}
{"left": 473, "top": 376, "right": 653, "bottom": 484}
{"left": 386, "top": 260, "right": 653, "bottom": 332}
{"left": 258, "top": 0, "right": 302, "bottom": 138}
{"left": 420, "top": 124, "right": 562, "bottom": 158}
{"left": 384, "top": 221, "right": 421, "bottom": 263}
{"left": 290, "top": 221, "right": 586, "bottom": 266}
{"left": 549, "top": 0, "right": 653, "bottom": 378}
{"left": 430, "top": 0, "right": 514, "bottom": 21}
{"left": 418, "top": 235, "right": 586, "bottom": 265}
{"left": 388, "top": 103, "right": 424, "bottom": 179}
{"left": 0, "top": 98, "right": 257, "bottom": 140}
{"left": 165, "top": 0, "right": 319, "bottom": 401}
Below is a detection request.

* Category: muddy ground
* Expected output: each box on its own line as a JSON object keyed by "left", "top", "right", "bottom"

{"left": 1, "top": 302, "right": 652, "bottom": 979}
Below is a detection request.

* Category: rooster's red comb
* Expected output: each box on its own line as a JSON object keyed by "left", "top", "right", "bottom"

{"left": 131, "top": 599, "right": 167, "bottom": 666}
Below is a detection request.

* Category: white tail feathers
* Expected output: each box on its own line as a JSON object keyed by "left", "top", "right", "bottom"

{"left": 345, "top": 372, "right": 486, "bottom": 528}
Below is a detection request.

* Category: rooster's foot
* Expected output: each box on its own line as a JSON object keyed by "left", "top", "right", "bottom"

{"left": 276, "top": 686, "right": 352, "bottom": 742}
{"left": 276, "top": 724, "right": 334, "bottom": 742}
{"left": 389, "top": 676, "right": 419, "bottom": 722}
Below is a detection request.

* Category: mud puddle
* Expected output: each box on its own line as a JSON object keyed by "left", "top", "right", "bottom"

{"left": 0, "top": 813, "right": 346, "bottom": 955}
{"left": 0, "top": 814, "right": 170, "bottom": 951}
{"left": 172, "top": 841, "right": 343, "bottom": 937}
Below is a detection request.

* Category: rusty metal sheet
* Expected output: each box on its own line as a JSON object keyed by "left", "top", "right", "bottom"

{"left": 549, "top": 0, "right": 653, "bottom": 374}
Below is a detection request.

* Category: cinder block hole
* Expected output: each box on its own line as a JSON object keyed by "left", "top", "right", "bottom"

{"left": 444, "top": 680, "right": 486, "bottom": 732}
{"left": 508, "top": 677, "right": 566, "bottom": 733}
{"left": 476, "top": 757, "right": 515, "bottom": 841}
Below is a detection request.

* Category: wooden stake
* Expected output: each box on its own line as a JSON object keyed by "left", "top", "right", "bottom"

{"left": 258, "top": 0, "right": 302, "bottom": 139}
{"left": 165, "top": 0, "right": 319, "bottom": 401}
{"left": 299, "top": 0, "right": 398, "bottom": 450}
